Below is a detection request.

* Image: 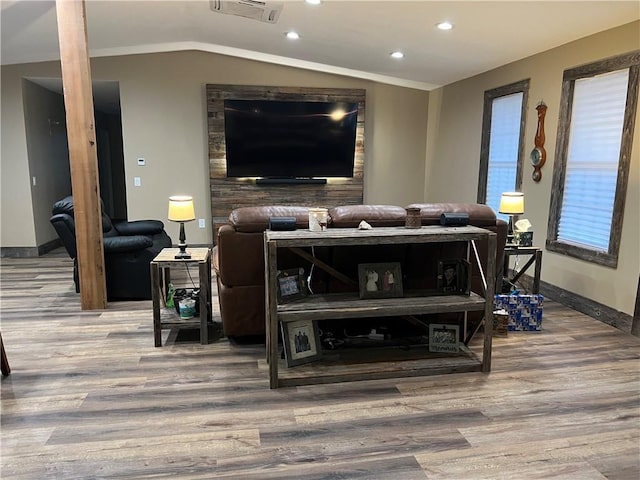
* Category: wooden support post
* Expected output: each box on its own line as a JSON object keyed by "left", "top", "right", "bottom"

{"left": 56, "top": 0, "right": 107, "bottom": 309}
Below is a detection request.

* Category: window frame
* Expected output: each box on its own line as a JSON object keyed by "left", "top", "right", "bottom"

{"left": 477, "top": 79, "right": 529, "bottom": 204}
{"left": 546, "top": 51, "right": 639, "bottom": 268}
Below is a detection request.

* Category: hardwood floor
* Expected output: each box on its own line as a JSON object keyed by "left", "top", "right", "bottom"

{"left": 1, "top": 249, "right": 639, "bottom": 479}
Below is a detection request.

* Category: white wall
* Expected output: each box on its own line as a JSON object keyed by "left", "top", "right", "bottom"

{"left": 427, "top": 21, "right": 640, "bottom": 315}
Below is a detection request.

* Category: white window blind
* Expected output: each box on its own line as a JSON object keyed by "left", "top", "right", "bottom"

{"left": 558, "top": 68, "right": 629, "bottom": 251}
{"left": 486, "top": 92, "right": 523, "bottom": 220}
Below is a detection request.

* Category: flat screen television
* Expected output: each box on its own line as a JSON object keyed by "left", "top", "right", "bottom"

{"left": 223, "top": 99, "right": 358, "bottom": 179}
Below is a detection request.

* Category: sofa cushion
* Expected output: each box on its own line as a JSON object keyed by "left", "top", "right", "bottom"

{"left": 329, "top": 205, "right": 407, "bottom": 228}
{"left": 103, "top": 235, "right": 153, "bottom": 253}
{"left": 405, "top": 203, "right": 497, "bottom": 227}
{"left": 114, "top": 219, "right": 165, "bottom": 236}
{"left": 229, "top": 206, "right": 312, "bottom": 233}
{"left": 52, "top": 195, "right": 121, "bottom": 236}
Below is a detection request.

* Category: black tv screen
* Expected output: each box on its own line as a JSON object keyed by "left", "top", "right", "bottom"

{"left": 223, "top": 99, "right": 358, "bottom": 178}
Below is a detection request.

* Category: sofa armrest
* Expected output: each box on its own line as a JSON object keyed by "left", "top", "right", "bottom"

{"left": 113, "top": 220, "right": 165, "bottom": 236}
{"left": 215, "top": 225, "right": 265, "bottom": 286}
{"left": 50, "top": 213, "right": 77, "bottom": 259}
{"left": 103, "top": 235, "right": 153, "bottom": 253}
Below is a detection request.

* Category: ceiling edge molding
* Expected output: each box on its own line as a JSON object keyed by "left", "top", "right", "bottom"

{"left": 3, "top": 41, "right": 439, "bottom": 91}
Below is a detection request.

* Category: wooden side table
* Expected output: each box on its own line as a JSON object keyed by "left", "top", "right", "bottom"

{"left": 503, "top": 245, "right": 543, "bottom": 293}
{"left": 150, "top": 247, "right": 212, "bottom": 347}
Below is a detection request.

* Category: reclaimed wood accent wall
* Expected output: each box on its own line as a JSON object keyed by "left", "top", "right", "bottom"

{"left": 207, "top": 85, "right": 366, "bottom": 221}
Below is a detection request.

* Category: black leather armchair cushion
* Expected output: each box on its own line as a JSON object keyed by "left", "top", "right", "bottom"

{"left": 113, "top": 220, "right": 165, "bottom": 236}
{"left": 103, "top": 235, "right": 153, "bottom": 253}
{"left": 50, "top": 195, "right": 172, "bottom": 300}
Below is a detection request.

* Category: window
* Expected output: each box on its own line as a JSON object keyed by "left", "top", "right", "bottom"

{"left": 547, "top": 52, "right": 639, "bottom": 268}
{"left": 478, "top": 80, "right": 529, "bottom": 221}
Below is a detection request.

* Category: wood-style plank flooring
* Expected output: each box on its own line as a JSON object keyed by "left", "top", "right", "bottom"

{"left": 1, "top": 250, "right": 639, "bottom": 479}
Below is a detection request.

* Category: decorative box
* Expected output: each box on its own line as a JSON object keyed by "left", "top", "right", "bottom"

{"left": 492, "top": 309, "right": 509, "bottom": 337}
{"left": 493, "top": 294, "right": 544, "bottom": 331}
{"left": 514, "top": 230, "right": 533, "bottom": 247}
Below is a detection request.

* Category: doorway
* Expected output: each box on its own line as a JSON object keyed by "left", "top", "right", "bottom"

{"left": 23, "top": 77, "right": 127, "bottom": 250}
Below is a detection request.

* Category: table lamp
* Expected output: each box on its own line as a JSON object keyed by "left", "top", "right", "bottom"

{"left": 168, "top": 195, "right": 195, "bottom": 259}
{"left": 499, "top": 191, "right": 524, "bottom": 244}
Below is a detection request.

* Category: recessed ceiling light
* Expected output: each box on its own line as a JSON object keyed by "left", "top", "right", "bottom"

{"left": 390, "top": 51, "right": 404, "bottom": 59}
{"left": 305, "top": 0, "right": 322, "bottom": 5}
{"left": 436, "top": 21, "right": 453, "bottom": 31}
{"left": 285, "top": 31, "right": 300, "bottom": 40}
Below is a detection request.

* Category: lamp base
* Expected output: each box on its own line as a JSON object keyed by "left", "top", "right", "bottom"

{"left": 174, "top": 222, "right": 191, "bottom": 259}
{"left": 174, "top": 244, "right": 191, "bottom": 260}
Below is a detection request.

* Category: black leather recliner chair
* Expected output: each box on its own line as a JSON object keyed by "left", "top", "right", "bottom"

{"left": 50, "top": 195, "right": 172, "bottom": 300}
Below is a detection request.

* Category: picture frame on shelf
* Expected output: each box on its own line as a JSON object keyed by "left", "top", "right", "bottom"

{"left": 357, "top": 262, "right": 404, "bottom": 299}
{"left": 281, "top": 319, "right": 322, "bottom": 367}
{"left": 429, "top": 323, "right": 460, "bottom": 353}
{"left": 277, "top": 267, "right": 307, "bottom": 303}
{"left": 437, "top": 259, "right": 471, "bottom": 295}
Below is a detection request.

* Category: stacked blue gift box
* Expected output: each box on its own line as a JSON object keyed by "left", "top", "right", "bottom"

{"left": 494, "top": 294, "right": 544, "bottom": 331}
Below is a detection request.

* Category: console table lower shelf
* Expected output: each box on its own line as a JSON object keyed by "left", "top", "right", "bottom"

{"left": 267, "top": 291, "right": 488, "bottom": 388}
{"left": 264, "top": 343, "right": 483, "bottom": 388}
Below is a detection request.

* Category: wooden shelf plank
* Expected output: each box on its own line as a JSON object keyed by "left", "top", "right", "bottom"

{"left": 275, "top": 345, "right": 482, "bottom": 387}
{"left": 266, "top": 226, "right": 492, "bottom": 248}
{"left": 278, "top": 292, "right": 486, "bottom": 321}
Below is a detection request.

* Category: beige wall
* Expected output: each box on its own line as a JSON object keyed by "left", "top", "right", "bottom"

{"left": 0, "top": 51, "right": 429, "bottom": 248}
{"left": 364, "top": 83, "right": 428, "bottom": 204}
{"left": 2, "top": 23, "right": 637, "bottom": 315}
{"left": 427, "top": 21, "right": 640, "bottom": 315}
{"left": 1, "top": 71, "right": 39, "bottom": 247}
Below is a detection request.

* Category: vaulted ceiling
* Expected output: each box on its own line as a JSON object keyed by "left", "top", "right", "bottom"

{"left": 2, "top": 0, "right": 638, "bottom": 91}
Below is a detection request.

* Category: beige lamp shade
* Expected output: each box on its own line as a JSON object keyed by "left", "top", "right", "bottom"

{"left": 168, "top": 195, "right": 195, "bottom": 222}
{"left": 499, "top": 192, "right": 525, "bottom": 215}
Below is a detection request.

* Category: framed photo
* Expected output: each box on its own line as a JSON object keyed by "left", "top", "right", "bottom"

{"left": 358, "top": 262, "right": 403, "bottom": 299}
{"left": 281, "top": 319, "right": 322, "bottom": 367}
{"left": 429, "top": 323, "right": 460, "bottom": 353}
{"left": 437, "top": 259, "right": 471, "bottom": 295}
{"left": 277, "top": 267, "right": 307, "bottom": 303}
{"left": 514, "top": 230, "right": 533, "bottom": 247}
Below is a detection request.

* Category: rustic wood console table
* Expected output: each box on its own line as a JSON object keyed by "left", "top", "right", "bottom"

{"left": 264, "top": 226, "right": 496, "bottom": 389}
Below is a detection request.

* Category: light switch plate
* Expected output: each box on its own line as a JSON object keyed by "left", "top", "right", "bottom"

{"left": 134, "top": 177, "right": 141, "bottom": 187}
{"left": 198, "top": 219, "right": 206, "bottom": 228}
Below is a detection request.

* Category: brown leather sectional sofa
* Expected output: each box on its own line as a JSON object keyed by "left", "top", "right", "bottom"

{"left": 213, "top": 203, "right": 507, "bottom": 337}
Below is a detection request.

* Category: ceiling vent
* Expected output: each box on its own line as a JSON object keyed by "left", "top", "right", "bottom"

{"left": 210, "top": 0, "right": 283, "bottom": 24}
